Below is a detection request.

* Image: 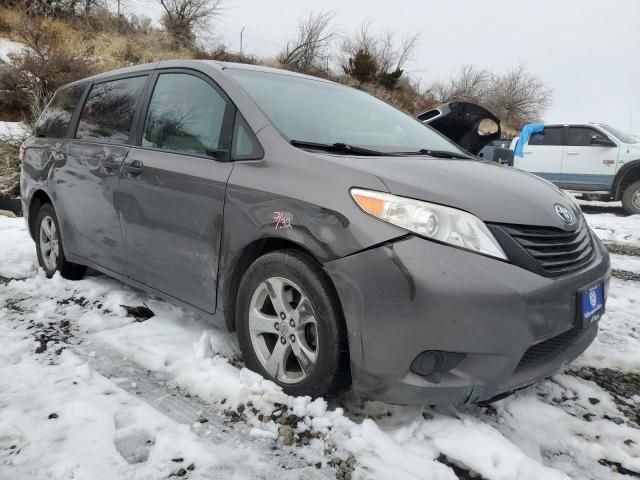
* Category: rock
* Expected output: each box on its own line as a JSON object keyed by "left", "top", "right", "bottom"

{"left": 588, "top": 397, "right": 600, "bottom": 405}
{"left": 48, "top": 413, "right": 58, "bottom": 419}
{"left": 278, "top": 425, "right": 294, "bottom": 446}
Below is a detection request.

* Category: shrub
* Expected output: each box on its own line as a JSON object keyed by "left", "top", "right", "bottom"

{"left": 7, "top": 16, "right": 98, "bottom": 125}
{"left": 0, "top": 127, "right": 29, "bottom": 199}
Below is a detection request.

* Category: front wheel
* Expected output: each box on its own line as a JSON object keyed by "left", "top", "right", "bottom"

{"left": 621, "top": 180, "right": 640, "bottom": 215}
{"left": 35, "top": 203, "right": 86, "bottom": 280}
{"left": 236, "top": 250, "right": 349, "bottom": 398}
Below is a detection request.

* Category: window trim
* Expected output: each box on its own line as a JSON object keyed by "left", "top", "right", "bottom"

{"left": 132, "top": 68, "right": 237, "bottom": 162}
{"left": 70, "top": 72, "right": 152, "bottom": 146}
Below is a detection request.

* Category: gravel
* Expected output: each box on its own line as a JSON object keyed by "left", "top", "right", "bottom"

{"left": 570, "top": 367, "right": 640, "bottom": 426}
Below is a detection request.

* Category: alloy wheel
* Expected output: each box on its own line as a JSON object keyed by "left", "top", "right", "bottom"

{"left": 248, "top": 276, "right": 319, "bottom": 384}
{"left": 39, "top": 215, "right": 59, "bottom": 272}
{"left": 632, "top": 190, "right": 640, "bottom": 210}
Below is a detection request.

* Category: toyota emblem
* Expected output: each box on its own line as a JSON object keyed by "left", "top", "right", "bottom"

{"left": 554, "top": 204, "right": 573, "bottom": 224}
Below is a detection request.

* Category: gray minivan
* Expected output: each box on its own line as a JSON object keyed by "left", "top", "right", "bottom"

{"left": 21, "top": 60, "right": 610, "bottom": 405}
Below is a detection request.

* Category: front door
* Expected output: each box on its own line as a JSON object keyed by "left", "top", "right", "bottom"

{"left": 60, "top": 75, "right": 148, "bottom": 274}
{"left": 118, "top": 71, "right": 234, "bottom": 312}
{"left": 514, "top": 126, "right": 564, "bottom": 183}
{"left": 560, "top": 126, "right": 619, "bottom": 191}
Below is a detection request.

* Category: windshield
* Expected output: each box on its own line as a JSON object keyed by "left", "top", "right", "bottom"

{"left": 227, "top": 69, "right": 466, "bottom": 155}
{"left": 599, "top": 124, "right": 638, "bottom": 144}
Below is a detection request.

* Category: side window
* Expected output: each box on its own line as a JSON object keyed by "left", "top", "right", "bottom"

{"left": 76, "top": 76, "right": 147, "bottom": 144}
{"left": 232, "top": 114, "right": 264, "bottom": 160}
{"left": 567, "top": 127, "right": 608, "bottom": 146}
{"left": 36, "top": 84, "right": 86, "bottom": 138}
{"left": 528, "top": 127, "right": 564, "bottom": 146}
{"left": 142, "top": 73, "right": 230, "bottom": 157}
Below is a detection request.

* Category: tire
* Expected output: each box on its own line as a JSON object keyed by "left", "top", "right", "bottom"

{"left": 621, "top": 180, "right": 640, "bottom": 215}
{"left": 236, "top": 250, "right": 349, "bottom": 398}
{"left": 34, "top": 203, "right": 86, "bottom": 280}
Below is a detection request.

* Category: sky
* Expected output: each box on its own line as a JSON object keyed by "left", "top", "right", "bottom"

{"left": 129, "top": 0, "right": 640, "bottom": 132}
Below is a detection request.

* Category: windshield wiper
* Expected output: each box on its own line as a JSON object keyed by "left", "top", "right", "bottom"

{"left": 395, "top": 149, "right": 472, "bottom": 159}
{"left": 290, "top": 140, "right": 395, "bottom": 156}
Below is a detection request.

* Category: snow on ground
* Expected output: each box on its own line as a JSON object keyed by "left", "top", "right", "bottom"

{"left": 611, "top": 253, "right": 640, "bottom": 273}
{"left": 0, "top": 121, "right": 29, "bottom": 138}
{"left": 1, "top": 209, "right": 640, "bottom": 480}
{"left": 0, "top": 37, "right": 26, "bottom": 63}
{"left": 583, "top": 213, "right": 640, "bottom": 246}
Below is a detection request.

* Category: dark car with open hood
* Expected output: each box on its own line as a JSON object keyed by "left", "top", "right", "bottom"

{"left": 21, "top": 60, "right": 610, "bottom": 405}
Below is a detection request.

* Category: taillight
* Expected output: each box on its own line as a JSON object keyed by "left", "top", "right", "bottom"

{"left": 19, "top": 145, "right": 27, "bottom": 161}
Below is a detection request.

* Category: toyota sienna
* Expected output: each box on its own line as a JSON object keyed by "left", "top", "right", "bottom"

{"left": 21, "top": 60, "right": 610, "bottom": 405}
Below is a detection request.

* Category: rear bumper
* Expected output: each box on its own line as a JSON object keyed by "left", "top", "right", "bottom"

{"left": 324, "top": 232, "right": 610, "bottom": 405}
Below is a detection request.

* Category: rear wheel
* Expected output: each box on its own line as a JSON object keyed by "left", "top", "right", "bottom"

{"left": 236, "top": 250, "right": 349, "bottom": 398}
{"left": 35, "top": 203, "right": 86, "bottom": 280}
{"left": 621, "top": 180, "right": 640, "bottom": 215}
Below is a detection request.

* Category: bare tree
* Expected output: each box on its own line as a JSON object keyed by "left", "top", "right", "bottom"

{"left": 157, "top": 0, "right": 223, "bottom": 49}
{"left": 432, "top": 65, "right": 490, "bottom": 104}
{"left": 430, "top": 64, "right": 551, "bottom": 130}
{"left": 278, "top": 11, "right": 335, "bottom": 73}
{"left": 485, "top": 64, "right": 552, "bottom": 129}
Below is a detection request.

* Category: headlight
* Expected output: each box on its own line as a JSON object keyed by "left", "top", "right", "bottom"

{"left": 350, "top": 188, "right": 507, "bottom": 260}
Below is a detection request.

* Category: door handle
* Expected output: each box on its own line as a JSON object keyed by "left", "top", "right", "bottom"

{"left": 123, "top": 159, "right": 144, "bottom": 178}
{"left": 523, "top": 151, "right": 532, "bottom": 155}
{"left": 566, "top": 151, "right": 579, "bottom": 155}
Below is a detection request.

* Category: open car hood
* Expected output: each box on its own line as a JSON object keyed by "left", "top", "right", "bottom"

{"left": 417, "top": 102, "right": 501, "bottom": 155}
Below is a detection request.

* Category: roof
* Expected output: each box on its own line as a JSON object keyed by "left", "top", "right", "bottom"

{"left": 64, "top": 59, "right": 337, "bottom": 88}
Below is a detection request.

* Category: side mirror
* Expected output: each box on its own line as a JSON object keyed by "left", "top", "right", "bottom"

{"left": 590, "top": 136, "right": 616, "bottom": 147}
{"left": 206, "top": 149, "right": 230, "bottom": 161}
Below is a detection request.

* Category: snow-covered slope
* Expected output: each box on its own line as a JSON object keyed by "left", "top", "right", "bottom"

{"left": 0, "top": 37, "right": 26, "bottom": 63}
{"left": 0, "top": 121, "right": 28, "bottom": 137}
{"left": 1, "top": 210, "right": 639, "bottom": 479}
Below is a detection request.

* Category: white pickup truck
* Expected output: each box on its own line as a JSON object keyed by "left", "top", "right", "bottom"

{"left": 513, "top": 123, "right": 640, "bottom": 214}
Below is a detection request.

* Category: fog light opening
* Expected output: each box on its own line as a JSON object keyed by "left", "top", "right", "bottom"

{"left": 410, "top": 351, "right": 466, "bottom": 376}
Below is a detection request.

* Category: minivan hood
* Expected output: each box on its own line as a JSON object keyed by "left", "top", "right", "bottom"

{"left": 330, "top": 156, "right": 578, "bottom": 228}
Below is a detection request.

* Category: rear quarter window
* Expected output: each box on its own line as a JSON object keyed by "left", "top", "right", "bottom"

{"left": 36, "top": 84, "right": 86, "bottom": 138}
{"left": 76, "top": 76, "right": 147, "bottom": 145}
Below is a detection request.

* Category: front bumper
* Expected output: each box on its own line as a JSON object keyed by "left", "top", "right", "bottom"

{"left": 324, "top": 233, "right": 610, "bottom": 405}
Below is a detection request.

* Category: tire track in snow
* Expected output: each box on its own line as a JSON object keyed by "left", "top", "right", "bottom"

{"left": 75, "top": 341, "right": 330, "bottom": 479}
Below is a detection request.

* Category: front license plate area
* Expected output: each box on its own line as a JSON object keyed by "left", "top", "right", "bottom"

{"left": 579, "top": 281, "right": 604, "bottom": 326}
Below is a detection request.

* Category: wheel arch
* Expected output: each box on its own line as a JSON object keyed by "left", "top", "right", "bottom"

{"left": 28, "top": 190, "right": 54, "bottom": 239}
{"left": 220, "top": 236, "right": 343, "bottom": 334}
{"left": 613, "top": 159, "right": 640, "bottom": 200}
